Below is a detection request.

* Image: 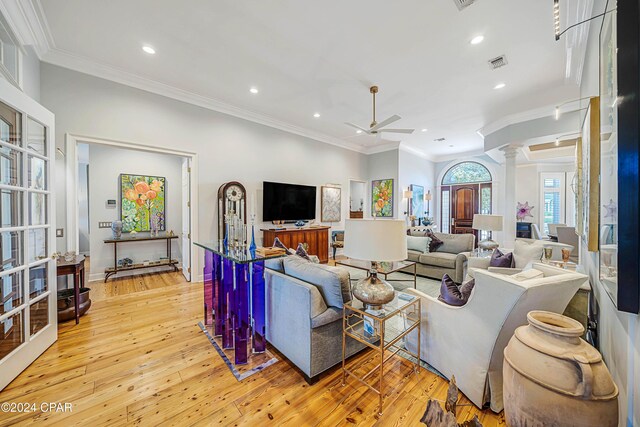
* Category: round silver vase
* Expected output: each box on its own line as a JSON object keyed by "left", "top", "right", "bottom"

{"left": 351, "top": 262, "right": 395, "bottom": 310}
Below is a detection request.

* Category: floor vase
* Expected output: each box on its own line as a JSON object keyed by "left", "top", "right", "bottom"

{"left": 503, "top": 310, "right": 618, "bottom": 427}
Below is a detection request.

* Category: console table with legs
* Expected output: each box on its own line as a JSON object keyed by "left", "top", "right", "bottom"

{"left": 103, "top": 233, "right": 179, "bottom": 282}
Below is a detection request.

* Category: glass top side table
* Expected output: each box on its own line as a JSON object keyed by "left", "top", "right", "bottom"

{"left": 342, "top": 292, "right": 421, "bottom": 416}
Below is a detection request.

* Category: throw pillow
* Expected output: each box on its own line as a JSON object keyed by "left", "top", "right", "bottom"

{"left": 273, "top": 237, "right": 294, "bottom": 255}
{"left": 437, "top": 274, "right": 475, "bottom": 306}
{"left": 513, "top": 239, "right": 544, "bottom": 269}
{"left": 407, "top": 235, "right": 431, "bottom": 253}
{"left": 425, "top": 230, "right": 444, "bottom": 252}
{"left": 283, "top": 257, "right": 351, "bottom": 307}
{"left": 490, "top": 248, "right": 514, "bottom": 268}
{"left": 295, "top": 243, "right": 311, "bottom": 261}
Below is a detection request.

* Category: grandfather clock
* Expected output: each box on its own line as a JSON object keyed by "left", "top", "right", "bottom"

{"left": 217, "top": 182, "right": 247, "bottom": 247}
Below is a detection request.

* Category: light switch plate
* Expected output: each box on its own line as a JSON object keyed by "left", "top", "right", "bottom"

{"left": 56, "top": 228, "right": 64, "bottom": 237}
{"left": 98, "top": 222, "right": 113, "bottom": 229}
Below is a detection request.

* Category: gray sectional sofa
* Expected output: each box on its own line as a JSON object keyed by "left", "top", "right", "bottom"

{"left": 264, "top": 256, "right": 366, "bottom": 383}
{"left": 404, "top": 230, "right": 475, "bottom": 283}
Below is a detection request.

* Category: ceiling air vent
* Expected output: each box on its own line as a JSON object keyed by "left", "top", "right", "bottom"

{"left": 488, "top": 55, "right": 508, "bottom": 70}
{"left": 453, "top": 0, "right": 476, "bottom": 11}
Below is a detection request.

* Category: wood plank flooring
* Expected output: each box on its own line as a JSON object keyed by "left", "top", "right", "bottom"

{"left": 0, "top": 269, "right": 505, "bottom": 426}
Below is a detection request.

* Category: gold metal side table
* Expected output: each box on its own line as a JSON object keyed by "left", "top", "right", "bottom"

{"left": 341, "top": 292, "right": 421, "bottom": 416}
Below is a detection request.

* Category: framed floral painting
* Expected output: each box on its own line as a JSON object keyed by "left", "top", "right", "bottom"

{"left": 371, "top": 179, "right": 394, "bottom": 218}
{"left": 120, "top": 174, "right": 166, "bottom": 232}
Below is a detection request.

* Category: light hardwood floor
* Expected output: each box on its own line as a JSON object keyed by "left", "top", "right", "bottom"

{"left": 0, "top": 269, "right": 505, "bottom": 426}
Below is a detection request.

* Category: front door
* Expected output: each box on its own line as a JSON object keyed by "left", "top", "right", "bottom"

{"left": 451, "top": 185, "right": 478, "bottom": 238}
{"left": 0, "top": 77, "right": 56, "bottom": 390}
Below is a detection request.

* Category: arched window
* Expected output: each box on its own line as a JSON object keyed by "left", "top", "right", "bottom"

{"left": 442, "top": 161, "right": 492, "bottom": 185}
{"left": 440, "top": 161, "right": 493, "bottom": 235}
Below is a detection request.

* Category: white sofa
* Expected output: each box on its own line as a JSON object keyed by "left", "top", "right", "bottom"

{"left": 403, "top": 263, "right": 588, "bottom": 412}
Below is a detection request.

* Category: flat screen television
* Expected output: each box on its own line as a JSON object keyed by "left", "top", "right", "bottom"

{"left": 263, "top": 181, "right": 316, "bottom": 221}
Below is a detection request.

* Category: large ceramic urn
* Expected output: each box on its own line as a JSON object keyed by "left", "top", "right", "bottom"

{"left": 503, "top": 311, "right": 618, "bottom": 427}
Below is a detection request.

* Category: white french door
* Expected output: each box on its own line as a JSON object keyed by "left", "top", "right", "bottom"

{"left": 0, "top": 77, "right": 56, "bottom": 390}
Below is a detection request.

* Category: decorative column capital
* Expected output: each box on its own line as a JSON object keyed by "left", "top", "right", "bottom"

{"left": 499, "top": 144, "right": 520, "bottom": 160}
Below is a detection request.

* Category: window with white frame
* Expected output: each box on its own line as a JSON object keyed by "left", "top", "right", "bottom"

{"left": 0, "top": 14, "right": 21, "bottom": 87}
{"left": 540, "top": 173, "right": 566, "bottom": 234}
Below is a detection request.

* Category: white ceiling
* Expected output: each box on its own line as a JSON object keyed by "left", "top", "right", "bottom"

{"left": 32, "top": 0, "right": 580, "bottom": 160}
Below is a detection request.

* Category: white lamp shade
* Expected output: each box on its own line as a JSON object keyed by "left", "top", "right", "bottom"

{"left": 424, "top": 192, "right": 432, "bottom": 201}
{"left": 403, "top": 190, "right": 413, "bottom": 199}
{"left": 343, "top": 219, "right": 407, "bottom": 262}
{"left": 472, "top": 214, "right": 503, "bottom": 231}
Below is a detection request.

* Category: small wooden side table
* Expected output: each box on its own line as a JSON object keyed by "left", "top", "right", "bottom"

{"left": 57, "top": 255, "right": 86, "bottom": 324}
{"left": 342, "top": 292, "right": 421, "bottom": 415}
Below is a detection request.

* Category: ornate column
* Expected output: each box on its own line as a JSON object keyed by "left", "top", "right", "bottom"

{"left": 501, "top": 145, "right": 519, "bottom": 248}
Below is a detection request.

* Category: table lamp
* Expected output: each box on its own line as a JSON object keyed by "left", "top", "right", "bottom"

{"left": 472, "top": 214, "right": 503, "bottom": 251}
{"left": 343, "top": 219, "right": 407, "bottom": 310}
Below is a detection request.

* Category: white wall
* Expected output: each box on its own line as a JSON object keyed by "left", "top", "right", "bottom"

{"left": 366, "top": 150, "right": 399, "bottom": 218}
{"left": 21, "top": 46, "right": 40, "bottom": 102}
{"left": 78, "top": 162, "right": 89, "bottom": 254}
{"left": 41, "top": 64, "right": 369, "bottom": 281}
{"left": 515, "top": 163, "right": 576, "bottom": 231}
{"left": 398, "top": 147, "right": 436, "bottom": 220}
{"left": 86, "top": 144, "right": 184, "bottom": 281}
{"left": 578, "top": 0, "right": 639, "bottom": 424}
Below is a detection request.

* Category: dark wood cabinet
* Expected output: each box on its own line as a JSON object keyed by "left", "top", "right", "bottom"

{"left": 261, "top": 226, "right": 330, "bottom": 263}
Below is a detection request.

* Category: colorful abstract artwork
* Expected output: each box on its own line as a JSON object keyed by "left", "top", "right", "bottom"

{"left": 410, "top": 184, "right": 424, "bottom": 218}
{"left": 371, "top": 179, "right": 394, "bottom": 218}
{"left": 120, "top": 174, "right": 166, "bottom": 232}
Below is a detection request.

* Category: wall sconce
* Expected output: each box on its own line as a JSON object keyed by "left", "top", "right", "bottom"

{"left": 424, "top": 190, "right": 432, "bottom": 216}
{"left": 403, "top": 189, "right": 413, "bottom": 215}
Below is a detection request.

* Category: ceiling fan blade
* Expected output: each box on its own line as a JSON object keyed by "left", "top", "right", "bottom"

{"left": 370, "top": 114, "right": 401, "bottom": 131}
{"left": 344, "top": 122, "right": 371, "bottom": 133}
{"left": 379, "top": 128, "right": 415, "bottom": 134}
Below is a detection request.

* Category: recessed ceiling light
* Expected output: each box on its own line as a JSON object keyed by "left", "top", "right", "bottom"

{"left": 142, "top": 45, "right": 156, "bottom": 55}
{"left": 249, "top": 87, "right": 259, "bottom": 94}
{"left": 313, "top": 113, "right": 321, "bottom": 118}
{"left": 470, "top": 35, "right": 484, "bottom": 45}
{"left": 356, "top": 130, "right": 363, "bottom": 134}
{"left": 494, "top": 83, "right": 506, "bottom": 90}
{"left": 421, "top": 128, "right": 428, "bottom": 132}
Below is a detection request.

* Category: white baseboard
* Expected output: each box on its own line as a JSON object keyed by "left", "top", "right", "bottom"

{"left": 88, "top": 265, "right": 183, "bottom": 283}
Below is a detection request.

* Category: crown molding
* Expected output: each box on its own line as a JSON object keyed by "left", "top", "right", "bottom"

{"left": 0, "top": 0, "right": 53, "bottom": 56}
{"left": 398, "top": 143, "right": 436, "bottom": 162}
{"left": 431, "top": 148, "right": 486, "bottom": 164}
{"left": 41, "top": 47, "right": 383, "bottom": 155}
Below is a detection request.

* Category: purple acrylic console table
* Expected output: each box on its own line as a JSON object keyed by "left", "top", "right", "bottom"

{"left": 195, "top": 242, "right": 285, "bottom": 369}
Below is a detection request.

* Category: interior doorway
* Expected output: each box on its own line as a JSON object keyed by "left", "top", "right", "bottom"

{"left": 65, "top": 135, "right": 199, "bottom": 286}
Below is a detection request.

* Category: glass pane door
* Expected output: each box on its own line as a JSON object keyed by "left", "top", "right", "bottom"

{"left": 0, "top": 77, "right": 56, "bottom": 391}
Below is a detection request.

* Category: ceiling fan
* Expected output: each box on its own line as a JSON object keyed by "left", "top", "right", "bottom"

{"left": 345, "top": 86, "right": 414, "bottom": 136}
